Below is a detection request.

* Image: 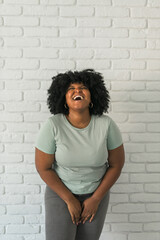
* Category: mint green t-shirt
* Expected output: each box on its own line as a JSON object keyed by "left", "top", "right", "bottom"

{"left": 35, "top": 114, "right": 123, "bottom": 194}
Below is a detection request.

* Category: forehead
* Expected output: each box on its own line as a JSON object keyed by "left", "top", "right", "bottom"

{"left": 68, "top": 82, "right": 85, "bottom": 87}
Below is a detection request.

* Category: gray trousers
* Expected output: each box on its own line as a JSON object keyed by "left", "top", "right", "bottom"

{"left": 45, "top": 186, "right": 110, "bottom": 240}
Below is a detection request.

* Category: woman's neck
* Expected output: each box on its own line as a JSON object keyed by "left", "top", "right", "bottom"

{"left": 66, "top": 110, "right": 91, "bottom": 129}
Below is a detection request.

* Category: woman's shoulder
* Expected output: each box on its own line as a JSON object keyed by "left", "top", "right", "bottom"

{"left": 49, "top": 113, "right": 63, "bottom": 126}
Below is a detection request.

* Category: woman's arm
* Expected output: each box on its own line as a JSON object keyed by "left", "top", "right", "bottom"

{"left": 92, "top": 144, "right": 125, "bottom": 201}
{"left": 35, "top": 147, "right": 82, "bottom": 225}
{"left": 81, "top": 144, "right": 125, "bottom": 223}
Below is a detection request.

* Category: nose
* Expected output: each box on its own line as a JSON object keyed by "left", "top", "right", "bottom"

{"left": 75, "top": 88, "right": 82, "bottom": 93}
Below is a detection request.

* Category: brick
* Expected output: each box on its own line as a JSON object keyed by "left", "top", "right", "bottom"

{"left": 131, "top": 193, "right": 160, "bottom": 202}
{"left": 113, "top": 18, "right": 146, "bottom": 28}
{"left": 5, "top": 0, "right": 39, "bottom": 3}
{"left": 7, "top": 205, "right": 41, "bottom": 215}
{"left": 105, "top": 213, "right": 128, "bottom": 223}
{"left": 6, "top": 185, "right": 40, "bottom": 194}
{"left": 147, "top": 123, "right": 160, "bottom": 132}
{"left": 123, "top": 163, "right": 145, "bottom": 172}
{"left": 147, "top": 103, "right": 160, "bottom": 112}
{"left": 24, "top": 174, "right": 44, "bottom": 184}
{"left": 131, "top": 7, "right": 160, "bottom": 18}
{"left": 60, "top": 6, "right": 94, "bottom": 16}
{"left": 0, "top": 195, "right": 24, "bottom": 204}
{"left": 147, "top": 60, "right": 160, "bottom": 70}
{"left": 40, "top": 59, "right": 75, "bottom": 70}
{"left": 148, "top": 19, "right": 160, "bottom": 28}
{"left": 23, "top": 70, "right": 56, "bottom": 80}
{"left": 0, "top": 154, "right": 23, "bottom": 163}
{"left": 147, "top": 40, "right": 160, "bottom": 49}
{"left": 24, "top": 27, "right": 58, "bottom": 37}
{"left": 95, "top": 49, "right": 129, "bottom": 59}
{"left": 130, "top": 133, "right": 160, "bottom": 142}
{"left": 112, "top": 184, "right": 143, "bottom": 193}
{"left": 146, "top": 203, "right": 160, "bottom": 212}
{"left": 110, "top": 92, "right": 130, "bottom": 101}
{"left": 24, "top": 133, "right": 37, "bottom": 143}
{"left": 25, "top": 215, "right": 44, "bottom": 224}
{"left": 6, "top": 224, "right": 40, "bottom": 234}
{"left": 109, "top": 193, "right": 129, "bottom": 203}
{"left": 0, "top": 70, "right": 22, "bottom": 79}
{"left": 24, "top": 91, "right": 47, "bottom": 101}
{"left": 23, "top": 6, "right": 58, "bottom": 15}
{"left": 112, "top": 103, "right": 145, "bottom": 112}
{"left": 4, "top": 17, "right": 39, "bottom": 26}
{"left": 145, "top": 183, "right": 160, "bottom": 192}
{"left": 0, "top": 27, "right": 22, "bottom": 36}
{"left": 112, "top": 81, "right": 145, "bottom": 91}
{"left": 96, "top": 28, "right": 128, "bottom": 38}
{"left": 7, "top": 123, "right": 39, "bottom": 132}
{"left": 129, "top": 213, "right": 160, "bottom": 222}
{"left": 101, "top": 233, "right": 127, "bottom": 240}
{"left": 144, "top": 222, "right": 160, "bottom": 231}
{"left": 26, "top": 194, "right": 44, "bottom": 204}
{"left": 6, "top": 103, "right": 40, "bottom": 112}
{"left": 5, "top": 59, "right": 39, "bottom": 70}
{"left": 0, "top": 113, "right": 23, "bottom": 122}
{"left": 95, "top": 7, "right": 129, "bottom": 17}
{"left": 148, "top": 0, "right": 160, "bottom": 7}
{"left": 128, "top": 233, "right": 160, "bottom": 240}
{"left": 112, "top": 223, "right": 142, "bottom": 232}
{"left": 124, "top": 143, "right": 145, "bottom": 153}
{"left": 132, "top": 70, "right": 160, "bottom": 81}
{"left": 60, "top": 28, "right": 93, "bottom": 37}
{"left": 109, "top": 113, "right": 128, "bottom": 123}
{"left": 0, "top": 236, "right": 24, "bottom": 240}
{"left": 77, "top": 0, "right": 111, "bottom": 5}
{"left": 60, "top": 49, "right": 94, "bottom": 59}
{"left": 41, "top": 0, "right": 75, "bottom": 4}
{"left": 0, "top": 226, "right": 5, "bottom": 234}
{"left": 131, "top": 153, "right": 160, "bottom": 163}
{"left": 77, "top": 60, "right": 110, "bottom": 70}
{"left": 5, "top": 81, "right": 39, "bottom": 90}
{"left": 24, "top": 154, "right": 36, "bottom": 164}
{"left": 0, "top": 6, "right": 21, "bottom": 15}
{"left": 113, "top": 39, "right": 145, "bottom": 48}
{"left": 41, "top": 17, "right": 75, "bottom": 27}
{"left": 0, "top": 91, "right": 22, "bottom": 101}
{"left": 113, "top": 0, "right": 146, "bottom": 6}
{"left": 112, "top": 203, "right": 145, "bottom": 213}
{"left": 6, "top": 164, "right": 36, "bottom": 173}
{"left": 146, "top": 143, "right": 160, "bottom": 152}
{"left": 23, "top": 48, "right": 58, "bottom": 58}
{"left": 132, "top": 49, "right": 160, "bottom": 59}
{"left": 146, "top": 29, "right": 160, "bottom": 38}
{"left": 1, "top": 173, "right": 23, "bottom": 184}
{"left": 118, "top": 123, "right": 146, "bottom": 133}
{"left": 0, "top": 215, "right": 23, "bottom": 224}
{"left": 0, "top": 48, "right": 22, "bottom": 58}
{"left": 77, "top": 38, "right": 110, "bottom": 48}
{"left": 0, "top": 59, "right": 4, "bottom": 68}
{"left": 113, "top": 60, "right": 145, "bottom": 70}
{"left": 5, "top": 37, "right": 39, "bottom": 47}
{"left": 1, "top": 133, "right": 23, "bottom": 143}
{"left": 23, "top": 113, "right": 56, "bottom": 122}
{"left": 130, "top": 173, "right": 160, "bottom": 183}
{"left": 129, "top": 113, "right": 160, "bottom": 122}
{"left": 77, "top": 18, "right": 111, "bottom": 27}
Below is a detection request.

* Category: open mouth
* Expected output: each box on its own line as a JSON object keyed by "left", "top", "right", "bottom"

{"left": 73, "top": 95, "right": 84, "bottom": 101}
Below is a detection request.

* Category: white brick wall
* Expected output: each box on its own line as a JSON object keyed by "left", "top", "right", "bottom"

{"left": 0, "top": 1, "right": 160, "bottom": 239}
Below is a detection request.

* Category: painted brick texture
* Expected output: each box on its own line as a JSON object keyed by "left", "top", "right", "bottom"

{"left": 0, "top": 1, "right": 160, "bottom": 240}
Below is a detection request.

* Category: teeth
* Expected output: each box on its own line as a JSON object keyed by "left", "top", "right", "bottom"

{"left": 73, "top": 95, "right": 83, "bottom": 100}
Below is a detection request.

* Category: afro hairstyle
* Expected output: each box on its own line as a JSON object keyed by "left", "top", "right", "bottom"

{"left": 47, "top": 69, "right": 110, "bottom": 116}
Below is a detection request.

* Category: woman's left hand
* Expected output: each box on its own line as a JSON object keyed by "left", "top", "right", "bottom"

{"left": 80, "top": 197, "right": 100, "bottom": 224}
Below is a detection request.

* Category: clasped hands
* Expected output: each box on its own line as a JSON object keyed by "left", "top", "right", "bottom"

{"left": 67, "top": 196, "right": 100, "bottom": 225}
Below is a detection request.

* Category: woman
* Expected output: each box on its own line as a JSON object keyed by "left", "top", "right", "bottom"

{"left": 35, "top": 69, "right": 125, "bottom": 240}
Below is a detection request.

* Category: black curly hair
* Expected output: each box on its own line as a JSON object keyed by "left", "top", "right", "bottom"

{"left": 47, "top": 69, "right": 110, "bottom": 116}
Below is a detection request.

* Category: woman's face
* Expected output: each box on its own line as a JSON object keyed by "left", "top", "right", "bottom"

{"left": 65, "top": 83, "right": 91, "bottom": 112}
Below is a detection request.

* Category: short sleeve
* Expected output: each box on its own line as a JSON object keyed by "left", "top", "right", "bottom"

{"left": 35, "top": 119, "right": 56, "bottom": 154}
{"left": 107, "top": 118, "right": 123, "bottom": 150}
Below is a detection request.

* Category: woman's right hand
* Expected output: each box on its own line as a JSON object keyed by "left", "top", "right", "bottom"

{"left": 66, "top": 197, "right": 82, "bottom": 225}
